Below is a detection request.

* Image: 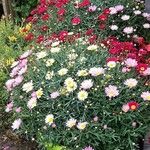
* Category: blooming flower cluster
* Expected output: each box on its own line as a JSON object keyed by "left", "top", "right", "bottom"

{"left": 5, "top": 36, "right": 150, "bottom": 149}
{"left": 4, "top": 0, "right": 150, "bottom": 149}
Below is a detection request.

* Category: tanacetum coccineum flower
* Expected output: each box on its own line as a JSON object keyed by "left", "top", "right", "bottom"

{"left": 105, "top": 85, "right": 119, "bottom": 98}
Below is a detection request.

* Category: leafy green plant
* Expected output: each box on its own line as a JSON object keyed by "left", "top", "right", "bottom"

{"left": 12, "top": 0, "right": 38, "bottom": 23}
{"left": 6, "top": 38, "right": 150, "bottom": 149}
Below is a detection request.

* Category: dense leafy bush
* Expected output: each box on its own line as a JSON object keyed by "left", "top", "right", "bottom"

{"left": 0, "top": 19, "right": 31, "bottom": 130}
{"left": 12, "top": 0, "right": 38, "bottom": 23}
{"left": 23, "top": 0, "right": 149, "bottom": 44}
{"left": 5, "top": 37, "right": 150, "bottom": 149}
{"left": 4, "top": 0, "right": 150, "bottom": 149}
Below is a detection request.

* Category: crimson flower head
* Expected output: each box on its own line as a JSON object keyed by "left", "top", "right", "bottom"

{"left": 103, "top": 8, "right": 110, "bottom": 15}
{"left": 98, "top": 14, "right": 108, "bottom": 21}
{"left": 99, "top": 23, "right": 106, "bottom": 30}
{"left": 37, "top": 5, "right": 48, "bottom": 14}
{"left": 106, "top": 57, "right": 119, "bottom": 63}
{"left": 78, "top": 0, "right": 91, "bottom": 8}
{"left": 128, "top": 101, "right": 139, "bottom": 111}
{"left": 24, "top": 33, "right": 34, "bottom": 42}
{"left": 41, "top": 25, "right": 49, "bottom": 32}
{"left": 136, "top": 63, "right": 148, "bottom": 72}
{"left": 42, "top": 14, "right": 50, "bottom": 21}
{"left": 145, "top": 44, "right": 150, "bottom": 52}
{"left": 71, "top": 17, "right": 81, "bottom": 25}
{"left": 57, "top": 8, "right": 66, "bottom": 16}
{"left": 85, "top": 28, "right": 94, "bottom": 36}
{"left": 36, "top": 35, "right": 44, "bottom": 43}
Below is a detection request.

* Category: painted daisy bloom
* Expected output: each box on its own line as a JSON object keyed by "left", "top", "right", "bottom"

{"left": 58, "top": 68, "right": 68, "bottom": 76}
{"left": 45, "top": 71, "right": 54, "bottom": 80}
{"left": 123, "top": 27, "right": 134, "bottom": 34}
{"left": 122, "top": 104, "right": 130, "bottom": 113}
{"left": 105, "top": 85, "right": 119, "bottom": 98}
{"left": 36, "top": 88, "right": 43, "bottom": 99}
{"left": 88, "top": 5, "right": 97, "bottom": 12}
{"left": 87, "top": 45, "right": 98, "bottom": 51}
{"left": 107, "top": 61, "right": 116, "bottom": 68}
{"left": 45, "top": 114, "right": 54, "bottom": 125}
{"left": 50, "top": 91, "right": 60, "bottom": 99}
{"left": 66, "top": 118, "right": 77, "bottom": 128}
{"left": 124, "top": 58, "right": 138, "bottom": 67}
{"left": 124, "top": 78, "right": 138, "bottom": 88}
{"left": 109, "top": 7, "right": 117, "bottom": 15}
{"left": 11, "top": 118, "right": 22, "bottom": 130}
{"left": 78, "top": 90, "right": 88, "bottom": 101}
{"left": 22, "top": 81, "right": 33, "bottom": 93}
{"left": 110, "top": 25, "right": 118, "bottom": 30}
{"left": 77, "top": 122, "right": 88, "bottom": 130}
{"left": 51, "top": 41, "right": 60, "bottom": 47}
{"left": 141, "top": 91, "right": 150, "bottom": 101}
{"left": 50, "top": 47, "right": 61, "bottom": 53}
{"left": 20, "top": 50, "right": 32, "bottom": 59}
{"left": 121, "top": 15, "right": 130, "bottom": 21}
{"left": 27, "top": 97, "right": 37, "bottom": 109}
{"left": 134, "top": 10, "right": 141, "bottom": 15}
{"left": 115, "top": 5, "right": 124, "bottom": 11}
{"left": 89, "top": 67, "right": 105, "bottom": 76}
{"left": 77, "top": 70, "right": 88, "bottom": 76}
{"left": 143, "top": 23, "right": 150, "bottom": 29}
{"left": 80, "top": 79, "right": 93, "bottom": 90}
{"left": 143, "top": 68, "right": 150, "bottom": 76}
{"left": 65, "top": 77, "right": 77, "bottom": 92}
{"left": 5, "top": 101, "right": 13, "bottom": 112}
{"left": 82, "top": 146, "right": 94, "bottom": 150}
{"left": 46, "top": 59, "right": 55, "bottom": 67}
{"left": 36, "top": 51, "right": 47, "bottom": 59}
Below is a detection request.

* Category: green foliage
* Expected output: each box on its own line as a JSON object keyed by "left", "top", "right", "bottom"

{"left": 12, "top": 0, "right": 38, "bottom": 23}
{"left": 8, "top": 39, "right": 150, "bottom": 149}
{"left": 0, "top": 19, "right": 24, "bottom": 130}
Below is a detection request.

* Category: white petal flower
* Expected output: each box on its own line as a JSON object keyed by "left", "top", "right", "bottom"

{"left": 22, "top": 81, "right": 33, "bottom": 93}
{"left": 124, "top": 78, "right": 138, "bottom": 88}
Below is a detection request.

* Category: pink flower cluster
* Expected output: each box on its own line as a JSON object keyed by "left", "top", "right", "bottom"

{"left": 5, "top": 50, "right": 32, "bottom": 91}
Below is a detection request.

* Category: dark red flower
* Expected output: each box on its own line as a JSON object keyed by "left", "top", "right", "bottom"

{"left": 36, "top": 35, "right": 44, "bottom": 43}
{"left": 71, "top": 17, "right": 81, "bottom": 25}
{"left": 138, "top": 49, "right": 148, "bottom": 56}
{"left": 26, "top": 16, "right": 33, "bottom": 23}
{"left": 109, "top": 48, "right": 121, "bottom": 55}
{"left": 37, "top": 5, "right": 47, "bottom": 14}
{"left": 106, "top": 57, "right": 119, "bottom": 62}
{"left": 30, "top": 9, "right": 37, "bottom": 15}
{"left": 136, "top": 63, "right": 148, "bottom": 72}
{"left": 24, "top": 33, "right": 34, "bottom": 42}
{"left": 98, "top": 14, "right": 108, "bottom": 21}
{"left": 134, "top": 36, "right": 145, "bottom": 45}
{"left": 78, "top": 0, "right": 91, "bottom": 8}
{"left": 42, "top": 14, "right": 50, "bottom": 21}
{"left": 88, "top": 34, "right": 97, "bottom": 44}
{"left": 103, "top": 8, "right": 110, "bottom": 15}
{"left": 58, "top": 30, "right": 68, "bottom": 41}
{"left": 127, "top": 53, "right": 137, "bottom": 59}
{"left": 99, "top": 24, "right": 106, "bottom": 30}
{"left": 41, "top": 25, "right": 49, "bottom": 32}
{"left": 40, "top": 0, "right": 47, "bottom": 5}
{"left": 145, "top": 44, "right": 150, "bottom": 52}
{"left": 85, "top": 28, "right": 94, "bottom": 36}
{"left": 31, "top": 17, "right": 38, "bottom": 24}
{"left": 57, "top": 8, "right": 66, "bottom": 16}
{"left": 128, "top": 101, "right": 139, "bottom": 110}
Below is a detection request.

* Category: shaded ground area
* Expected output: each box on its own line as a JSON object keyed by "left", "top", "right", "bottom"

{"left": 0, "top": 130, "right": 37, "bottom": 150}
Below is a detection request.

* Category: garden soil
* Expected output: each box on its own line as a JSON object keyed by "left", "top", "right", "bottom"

{"left": 0, "top": 130, "right": 37, "bottom": 150}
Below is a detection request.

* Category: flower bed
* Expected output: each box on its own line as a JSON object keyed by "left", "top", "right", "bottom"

{"left": 4, "top": 0, "right": 150, "bottom": 150}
